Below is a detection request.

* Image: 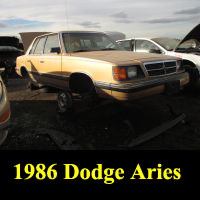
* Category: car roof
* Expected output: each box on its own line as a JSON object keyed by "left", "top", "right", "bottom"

{"left": 21, "top": 31, "right": 108, "bottom": 52}
{"left": 38, "top": 30, "right": 106, "bottom": 37}
{"left": 34, "top": 31, "right": 108, "bottom": 40}
{"left": 117, "top": 37, "right": 152, "bottom": 42}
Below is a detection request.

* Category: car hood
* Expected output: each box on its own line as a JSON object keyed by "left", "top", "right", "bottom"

{"left": 0, "top": 46, "right": 22, "bottom": 53}
{"left": 70, "top": 51, "right": 176, "bottom": 65}
{"left": 175, "top": 24, "right": 200, "bottom": 51}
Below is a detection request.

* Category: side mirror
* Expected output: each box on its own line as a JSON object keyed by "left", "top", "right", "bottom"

{"left": 50, "top": 47, "right": 61, "bottom": 54}
{"left": 149, "top": 49, "right": 162, "bottom": 54}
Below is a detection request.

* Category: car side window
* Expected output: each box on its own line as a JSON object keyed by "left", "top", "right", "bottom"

{"left": 135, "top": 40, "right": 160, "bottom": 53}
{"left": 118, "top": 40, "right": 132, "bottom": 51}
{"left": 44, "top": 34, "right": 60, "bottom": 54}
{"left": 80, "top": 39, "right": 93, "bottom": 49}
{"left": 33, "top": 37, "right": 47, "bottom": 54}
{"left": 95, "top": 36, "right": 115, "bottom": 49}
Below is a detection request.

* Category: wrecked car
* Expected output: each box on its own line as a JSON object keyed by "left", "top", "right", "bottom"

{"left": 0, "top": 75, "right": 10, "bottom": 145}
{"left": 16, "top": 31, "right": 189, "bottom": 113}
{"left": 0, "top": 36, "right": 24, "bottom": 80}
{"left": 117, "top": 24, "right": 200, "bottom": 85}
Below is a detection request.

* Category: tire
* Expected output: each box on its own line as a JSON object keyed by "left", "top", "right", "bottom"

{"left": 184, "top": 65, "right": 200, "bottom": 84}
{"left": 57, "top": 91, "right": 73, "bottom": 114}
{"left": 183, "top": 65, "right": 200, "bottom": 92}
{"left": 0, "top": 130, "right": 8, "bottom": 146}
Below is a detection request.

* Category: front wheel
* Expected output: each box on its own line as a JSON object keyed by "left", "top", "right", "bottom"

{"left": 57, "top": 91, "right": 73, "bottom": 114}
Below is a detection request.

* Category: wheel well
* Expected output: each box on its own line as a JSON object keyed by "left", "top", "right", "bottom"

{"left": 182, "top": 59, "right": 196, "bottom": 68}
{"left": 69, "top": 73, "right": 95, "bottom": 94}
{"left": 20, "top": 66, "right": 29, "bottom": 78}
{"left": 182, "top": 59, "right": 200, "bottom": 82}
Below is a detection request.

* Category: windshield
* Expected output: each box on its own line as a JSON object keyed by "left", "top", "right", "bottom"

{"left": 152, "top": 38, "right": 180, "bottom": 51}
{"left": 62, "top": 32, "right": 123, "bottom": 53}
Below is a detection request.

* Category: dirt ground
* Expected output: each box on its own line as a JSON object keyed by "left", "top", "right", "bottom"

{"left": 1, "top": 77, "right": 200, "bottom": 150}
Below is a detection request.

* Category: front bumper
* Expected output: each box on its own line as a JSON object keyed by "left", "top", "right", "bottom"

{"left": 96, "top": 72, "right": 190, "bottom": 101}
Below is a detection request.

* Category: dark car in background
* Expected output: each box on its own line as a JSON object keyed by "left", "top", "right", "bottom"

{"left": 0, "top": 36, "right": 24, "bottom": 81}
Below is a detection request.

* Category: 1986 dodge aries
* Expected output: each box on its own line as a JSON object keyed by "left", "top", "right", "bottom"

{"left": 16, "top": 31, "right": 189, "bottom": 113}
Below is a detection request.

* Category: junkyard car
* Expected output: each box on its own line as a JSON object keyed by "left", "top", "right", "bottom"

{"left": 17, "top": 31, "right": 189, "bottom": 113}
{"left": 117, "top": 24, "right": 200, "bottom": 85}
{"left": 0, "top": 36, "right": 24, "bottom": 81}
{"left": 0, "top": 75, "right": 10, "bottom": 145}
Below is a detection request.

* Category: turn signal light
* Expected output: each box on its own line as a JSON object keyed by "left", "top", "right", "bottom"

{"left": 0, "top": 110, "right": 10, "bottom": 124}
{"left": 113, "top": 67, "right": 128, "bottom": 81}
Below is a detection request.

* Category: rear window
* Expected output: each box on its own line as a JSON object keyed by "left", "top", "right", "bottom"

{"left": 29, "top": 38, "right": 39, "bottom": 54}
{"left": 33, "top": 37, "right": 47, "bottom": 54}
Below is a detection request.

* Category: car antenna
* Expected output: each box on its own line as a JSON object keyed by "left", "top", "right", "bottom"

{"left": 65, "top": 0, "right": 71, "bottom": 54}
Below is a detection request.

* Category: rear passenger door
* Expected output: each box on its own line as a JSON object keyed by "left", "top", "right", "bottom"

{"left": 25, "top": 36, "right": 47, "bottom": 83}
{"left": 40, "top": 34, "right": 62, "bottom": 87}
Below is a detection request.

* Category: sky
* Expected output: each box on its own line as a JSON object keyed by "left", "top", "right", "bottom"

{"left": 0, "top": 0, "right": 200, "bottom": 39}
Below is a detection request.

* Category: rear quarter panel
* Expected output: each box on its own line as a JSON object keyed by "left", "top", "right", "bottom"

{"left": 16, "top": 55, "right": 27, "bottom": 76}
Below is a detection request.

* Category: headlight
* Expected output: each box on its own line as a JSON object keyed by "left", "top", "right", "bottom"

{"left": 127, "top": 67, "right": 137, "bottom": 79}
{"left": 113, "top": 65, "right": 143, "bottom": 81}
{"left": 176, "top": 60, "right": 183, "bottom": 71}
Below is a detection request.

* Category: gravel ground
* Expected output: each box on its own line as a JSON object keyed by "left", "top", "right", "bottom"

{"left": 1, "top": 78, "right": 200, "bottom": 150}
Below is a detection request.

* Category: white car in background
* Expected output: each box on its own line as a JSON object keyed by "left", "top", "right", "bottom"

{"left": 117, "top": 24, "right": 200, "bottom": 84}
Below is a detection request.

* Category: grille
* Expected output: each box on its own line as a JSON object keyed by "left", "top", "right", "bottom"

{"left": 144, "top": 61, "right": 177, "bottom": 77}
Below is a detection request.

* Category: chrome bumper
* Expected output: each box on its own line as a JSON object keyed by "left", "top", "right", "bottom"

{"left": 95, "top": 72, "right": 189, "bottom": 93}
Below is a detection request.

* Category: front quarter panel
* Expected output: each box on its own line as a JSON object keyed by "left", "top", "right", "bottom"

{"left": 62, "top": 56, "right": 114, "bottom": 83}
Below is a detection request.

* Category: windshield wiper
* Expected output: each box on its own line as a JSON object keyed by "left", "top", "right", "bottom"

{"left": 71, "top": 49, "right": 91, "bottom": 53}
{"left": 100, "top": 48, "right": 118, "bottom": 51}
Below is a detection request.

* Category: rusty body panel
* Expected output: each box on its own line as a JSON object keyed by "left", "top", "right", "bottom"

{"left": 16, "top": 31, "right": 189, "bottom": 102}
